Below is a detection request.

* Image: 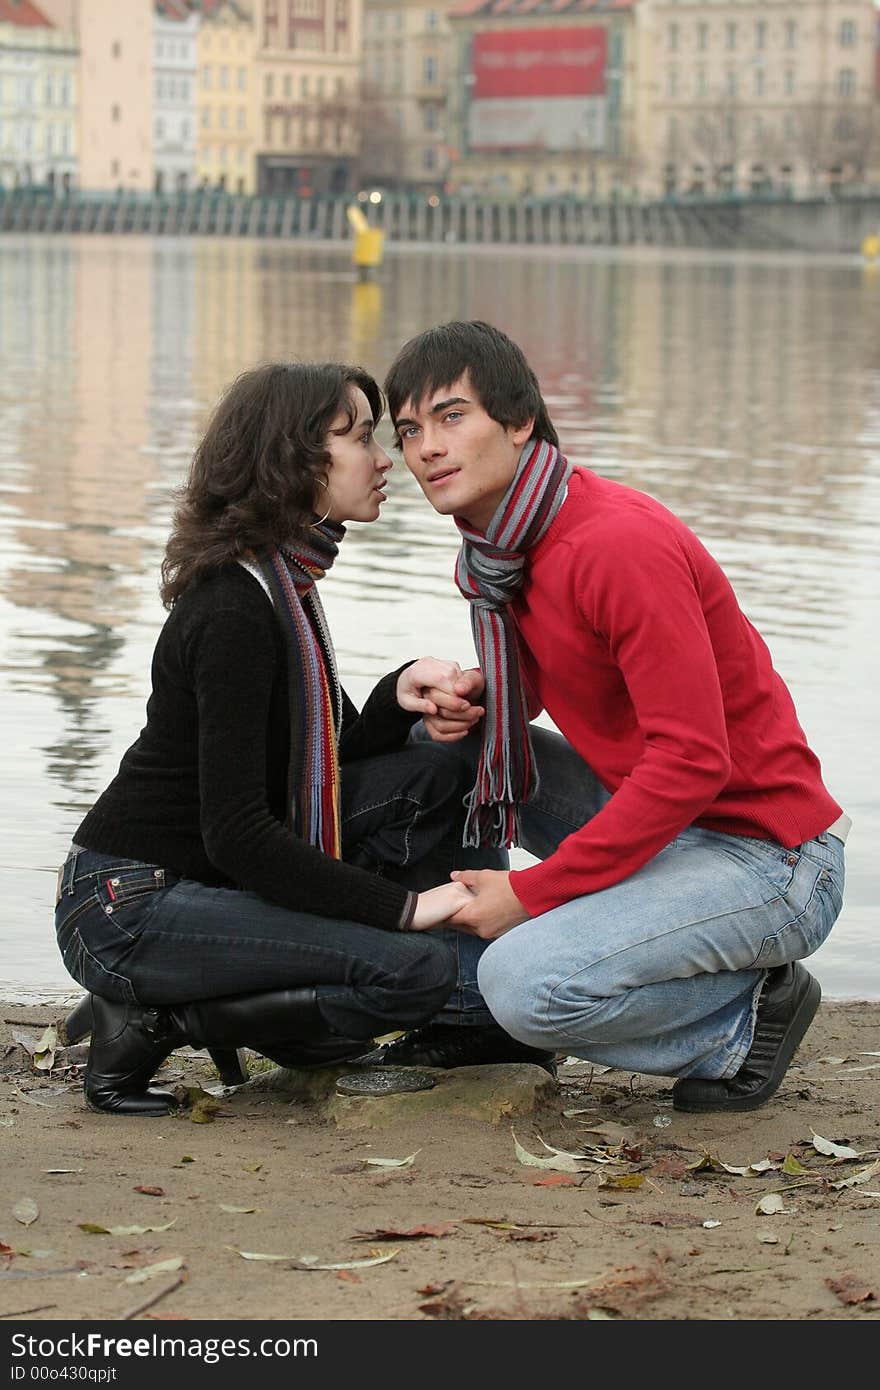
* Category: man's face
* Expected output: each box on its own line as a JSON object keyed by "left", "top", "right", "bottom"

{"left": 394, "top": 373, "right": 534, "bottom": 534}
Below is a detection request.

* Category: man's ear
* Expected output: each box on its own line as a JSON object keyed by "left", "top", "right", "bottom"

{"left": 511, "top": 416, "right": 535, "bottom": 447}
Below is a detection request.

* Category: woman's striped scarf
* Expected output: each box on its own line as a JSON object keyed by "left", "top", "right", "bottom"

{"left": 455, "top": 438, "right": 571, "bottom": 847}
{"left": 245, "top": 522, "right": 345, "bottom": 858}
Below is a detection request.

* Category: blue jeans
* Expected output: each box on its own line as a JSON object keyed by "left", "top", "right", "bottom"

{"left": 433, "top": 727, "right": 846, "bottom": 1078}
{"left": 53, "top": 740, "right": 492, "bottom": 1040}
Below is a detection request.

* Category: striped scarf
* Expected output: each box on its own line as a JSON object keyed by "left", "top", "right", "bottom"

{"left": 246, "top": 523, "right": 345, "bottom": 858}
{"left": 455, "top": 438, "right": 572, "bottom": 847}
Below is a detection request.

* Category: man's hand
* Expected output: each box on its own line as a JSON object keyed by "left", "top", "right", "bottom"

{"left": 410, "top": 880, "right": 475, "bottom": 930}
{"left": 447, "top": 869, "right": 530, "bottom": 940}
{"left": 422, "top": 667, "right": 486, "bottom": 743}
{"left": 397, "top": 657, "right": 474, "bottom": 720}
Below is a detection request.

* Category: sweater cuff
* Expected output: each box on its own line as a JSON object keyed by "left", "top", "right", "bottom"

{"left": 397, "top": 890, "right": 418, "bottom": 931}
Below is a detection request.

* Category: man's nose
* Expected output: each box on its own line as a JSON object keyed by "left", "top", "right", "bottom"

{"left": 419, "top": 423, "right": 445, "bottom": 459}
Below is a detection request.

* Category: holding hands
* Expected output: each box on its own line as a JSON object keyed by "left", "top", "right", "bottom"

{"left": 396, "top": 658, "right": 486, "bottom": 742}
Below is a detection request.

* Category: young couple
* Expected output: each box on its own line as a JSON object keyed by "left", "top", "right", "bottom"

{"left": 55, "top": 324, "right": 848, "bottom": 1119}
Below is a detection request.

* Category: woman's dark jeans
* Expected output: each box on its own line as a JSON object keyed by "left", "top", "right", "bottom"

{"left": 53, "top": 739, "right": 494, "bottom": 1041}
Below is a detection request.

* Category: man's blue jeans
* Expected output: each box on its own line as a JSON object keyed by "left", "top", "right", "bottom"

{"left": 53, "top": 740, "right": 498, "bottom": 1042}
{"left": 429, "top": 726, "right": 846, "bottom": 1079}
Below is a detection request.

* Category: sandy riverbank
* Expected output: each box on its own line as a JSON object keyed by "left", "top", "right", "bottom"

{"left": 2, "top": 998, "right": 879, "bottom": 1324}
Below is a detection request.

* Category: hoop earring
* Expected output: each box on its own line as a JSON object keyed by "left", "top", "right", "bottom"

{"left": 310, "top": 476, "right": 332, "bottom": 528}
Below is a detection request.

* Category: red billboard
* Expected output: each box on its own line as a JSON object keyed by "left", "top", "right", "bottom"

{"left": 469, "top": 27, "right": 609, "bottom": 152}
{"left": 471, "top": 27, "right": 608, "bottom": 100}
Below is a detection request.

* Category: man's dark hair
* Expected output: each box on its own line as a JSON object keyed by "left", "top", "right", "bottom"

{"left": 384, "top": 320, "right": 559, "bottom": 449}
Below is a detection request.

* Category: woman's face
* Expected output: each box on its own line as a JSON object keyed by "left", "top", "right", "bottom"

{"left": 322, "top": 387, "right": 392, "bottom": 524}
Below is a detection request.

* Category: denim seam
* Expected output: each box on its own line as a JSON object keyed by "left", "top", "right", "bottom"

{"left": 341, "top": 794, "right": 422, "bottom": 867}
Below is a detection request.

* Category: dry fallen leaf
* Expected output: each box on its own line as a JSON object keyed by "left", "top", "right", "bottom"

{"left": 755, "top": 1193, "right": 791, "bottom": 1215}
{"left": 133, "top": 1186, "right": 165, "bottom": 1197}
{"left": 124, "top": 1256, "right": 185, "bottom": 1286}
{"left": 362, "top": 1151, "right": 420, "bottom": 1169}
{"left": 353, "top": 1224, "right": 455, "bottom": 1241}
{"left": 219, "top": 1204, "right": 258, "bottom": 1215}
{"left": 826, "top": 1273, "right": 875, "bottom": 1306}
{"left": 513, "top": 1133, "right": 586, "bottom": 1173}
{"left": 830, "top": 1158, "right": 880, "bottom": 1191}
{"left": 811, "top": 1130, "right": 861, "bottom": 1159}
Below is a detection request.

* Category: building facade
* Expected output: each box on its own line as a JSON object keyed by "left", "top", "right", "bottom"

{"left": 196, "top": 0, "right": 256, "bottom": 193}
{"left": 77, "top": 0, "right": 154, "bottom": 191}
{"left": 644, "top": 0, "right": 880, "bottom": 198}
{"left": 0, "top": 0, "right": 77, "bottom": 189}
{"left": 253, "top": 0, "right": 363, "bottom": 195}
{"left": 153, "top": 0, "right": 199, "bottom": 192}
{"left": 360, "top": 1, "right": 451, "bottom": 191}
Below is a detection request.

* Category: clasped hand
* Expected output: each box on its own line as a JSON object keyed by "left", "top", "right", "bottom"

{"left": 396, "top": 657, "right": 485, "bottom": 742}
{"left": 413, "top": 870, "right": 528, "bottom": 941}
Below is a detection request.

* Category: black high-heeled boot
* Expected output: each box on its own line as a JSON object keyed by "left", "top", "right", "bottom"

{"left": 84, "top": 995, "right": 181, "bottom": 1116}
{"left": 168, "top": 987, "right": 368, "bottom": 1070}
{"left": 61, "top": 993, "right": 248, "bottom": 1087}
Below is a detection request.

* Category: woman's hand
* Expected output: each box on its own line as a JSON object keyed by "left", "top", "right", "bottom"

{"left": 410, "top": 880, "right": 475, "bottom": 930}
{"left": 420, "top": 667, "right": 485, "bottom": 742}
{"left": 447, "top": 870, "right": 530, "bottom": 941}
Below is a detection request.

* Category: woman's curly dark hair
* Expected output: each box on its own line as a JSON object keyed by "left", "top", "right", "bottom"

{"left": 160, "top": 361, "right": 383, "bottom": 608}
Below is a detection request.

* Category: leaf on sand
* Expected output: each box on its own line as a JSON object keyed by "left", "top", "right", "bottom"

{"left": 219, "top": 1204, "right": 258, "bottom": 1214}
{"left": 353, "top": 1224, "right": 455, "bottom": 1240}
{"left": 513, "top": 1133, "right": 586, "bottom": 1174}
{"left": 702, "top": 1220, "right": 722, "bottom": 1229}
{"left": 576, "top": 1120, "right": 638, "bottom": 1146}
{"left": 232, "top": 1247, "right": 400, "bottom": 1270}
{"left": 686, "top": 1151, "right": 747, "bottom": 1176}
{"left": 748, "top": 1159, "right": 780, "bottom": 1174}
{"left": 124, "top": 1256, "right": 185, "bottom": 1286}
{"left": 362, "top": 1151, "right": 420, "bottom": 1169}
{"left": 12, "top": 1199, "right": 39, "bottom": 1227}
{"left": 817, "top": 1056, "right": 849, "bottom": 1065}
{"left": 191, "top": 1096, "right": 220, "bottom": 1125}
{"left": 562, "top": 1108, "right": 598, "bottom": 1118}
{"left": 826, "top": 1273, "right": 875, "bottom": 1306}
{"left": 757, "top": 1231, "right": 780, "bottom": 1244}
{"left": 830, "top": 1158, "right": 880, "bottom": 1191}
{"left": 78, "top": 1220, "right": 177, "bottom": 1236}
{"left": 598, "top": 1174, "right": 645, "bottom": 1191}
{"left": 43, "top": 1168, "right": 83, "bottom": 1175}
{"left": 811, "top": 1131, "right": 861, "bottom": 1159}
{"left": 755, "top": 1193, "right": 791, "bottom": 1215}
{"left": 133, "top": 1186, "right": 165, "bottom": 1197}
{"left": 782, "top": 1154, "right": 810, "bottom": 1176}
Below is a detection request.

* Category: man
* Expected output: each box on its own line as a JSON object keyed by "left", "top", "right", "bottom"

{"left": 369, "top": 319, "right": 848, "bottom": 1114}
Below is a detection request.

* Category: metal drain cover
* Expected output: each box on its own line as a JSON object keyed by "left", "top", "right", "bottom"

{"left": 335, "top": 1067, "right": 437, "bottom": 1096}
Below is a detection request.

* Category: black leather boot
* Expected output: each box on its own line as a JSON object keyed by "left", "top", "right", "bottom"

{"left": 169, "top": 987, "right": 368, "bottom": 1070}
{"left": 357, "top": 1019, "right": 557, "bottom": 1076}
{"left": 83, "top": 995, "right": 181, "bottom": 1117}
{"left": 62, "top": 993, "right": 248, "bottom": 1087}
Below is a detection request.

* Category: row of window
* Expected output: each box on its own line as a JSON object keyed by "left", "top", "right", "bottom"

{"left": 201, "top": 108, "right": 249, "bottom": 131}
{"left": 0, "top": 75, "right": 74, "bottom": 106}
{"left": 367, "top": 55, "right": 438, "bottom": 87}
{"left": 156, "top": 76, "right": 192, "bottom": 102}
{"left": 202, "top": 66, "right": 248, "bottom": 91}
{"left": 264, "top": 72, "right": 347, "bottom": 97}
{"left": 156, "top": 39, "right": 195, "bottom": 61}
{"left": 666, "top": 67, "right": 860, "bottom": 99}
{"left": 668, "top": 111, "right": 866, "bottom": 146}
{"left": 668, "top": 17, "right": 861, "bottom": 52}
{"left": 155, "top": 118, "right": 193, "bottom": 142}
{"left": 262, "top": 112, "right": 350, "bottom": 149}
{"left": 0, "top": 121, "right": 73, "bottom": 153}
{"left": 367, "top": 11, "right": 441, "bottom": 34}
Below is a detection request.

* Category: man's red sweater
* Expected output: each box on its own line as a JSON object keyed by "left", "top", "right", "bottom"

{"left": 508, "top": 467, "right": 842, "bottom": 918}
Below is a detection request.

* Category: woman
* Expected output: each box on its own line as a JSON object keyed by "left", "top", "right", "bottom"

{"left": 54, "top": 361, "right": 479, "bottom": 1116}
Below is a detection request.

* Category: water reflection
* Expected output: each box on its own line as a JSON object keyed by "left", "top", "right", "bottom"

{"left": 1, "top": 236, "right": 877, "bottom": 998}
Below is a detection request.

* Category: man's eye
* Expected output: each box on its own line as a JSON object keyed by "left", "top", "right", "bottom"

{"left": 401, "top": 426, "right": 419, "bottom": 439}
{"left": 444, "top": 411, "right": 462, "bottom": 423}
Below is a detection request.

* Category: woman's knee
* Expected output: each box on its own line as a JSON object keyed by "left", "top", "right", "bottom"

{"left": 390, "top": 934, "right": 457, "bottom": 1022}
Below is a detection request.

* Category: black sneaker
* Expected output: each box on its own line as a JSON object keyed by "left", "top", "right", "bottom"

{"left": 672, "top": 962, "right": 821, "bottom": 1113}
{"left": 358, "top": 1020, "right": 557, "bottom": 1076}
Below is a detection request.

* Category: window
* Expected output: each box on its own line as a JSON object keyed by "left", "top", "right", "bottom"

{"left": 202, "top": 66, "right": 212, "bottom": 89}
{"left": 317, "top": 75, "right": 325, "bottom": 97}
{"left": 839, "top": 20, "right": 856, "bottom": 48}
{"left": 784, "top": 113, "right": 796, "bottom": 142}
{"left": 301, "top": 75, "right": 310, "bottom": 97}
{"left": 838, "top": 68, "right": 855, "bottom": 98}
{"left": 219, "top": 107, "right": 228, "bottom": 128}
{"left": 785, "top": 20, "right": 796, "bottom": 49}
{"left": 836, "top": 114, "right": 856, "bottom": 140}
{"left": 696, "top": 22, "right": 707, "bottom": 52}
{"left": 237, "top": 107, "right": 246, "bottom": 130}
{"left": 111, "top": 104, "right": 120, "bottom": 122}
{"left": 46, "top": 124, "right": 54, "bottom": 154}
{"left": 696, "top": 68, "right": 706, "bottom": 98}
{"left": 112, "top": 41, "right": 121, "bottom": 60}
{"left": 726, "top": 70, "right": 737, "bottom": 99}
{"left": 423, "top": 146, "right": 436, "bottom": 171}
{"left": 668, "top": 23, "right": 679, "bottom": 53}
{"left": 45, "top": 75, "right": 54, "bottom": 105}
{"left": 111, "top": 158, "right": 120, "bottom": 178}
{"left": 755, "top": 20, "right": 766, "bottom": 51}
{"left": 283, "top": 74, "right": 292, "bottom": 97}
{"left": 156, "top": 118, "right": 165, "bottom": 141}
{"left": 667, "top": 67, "right": 678, "bottom": 98}
{"left": 784, "top": 69, "right": 794, "bottom": 97}
{"left": 202, "top": 108, "right": 211, "bottom": 128}
{"left": 61, "top": 76, "right": 70, "bottom": 105}
{"left": 424, "top": 55, "right": 437, "bottom": 85}
{"left": 423, "top": 104, "right": 439, "bottom": 131}
{"left": 426, "top": 11, "right": 439, "bottom": 31}
{"left": 237, "top": 67, "right": 247, "bottom": 90}
{"left": 220, "top": 66, "right": 229, "bottom": 90}
{"left": 726, "top": 21, "right": 736, "bottom": 51}
{"left": 754, "top": 68, "right": 764, "bottom": 98}
{"left": 265, "top": 74, "right": 274, "bottom": 97}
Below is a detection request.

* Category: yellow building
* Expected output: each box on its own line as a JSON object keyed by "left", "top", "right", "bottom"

{"left": 445, "top": 0, "right": 641, "bottom": 199}
{"left": 0, "top": 0, "right": 78, "bottom": 190}
{"left": 196, "top": 0, "right": 257, "bottom": 194}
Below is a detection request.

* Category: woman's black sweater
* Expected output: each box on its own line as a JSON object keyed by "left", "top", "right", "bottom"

{"left": 75, "top": 566, "right": 419, "bottom": 931}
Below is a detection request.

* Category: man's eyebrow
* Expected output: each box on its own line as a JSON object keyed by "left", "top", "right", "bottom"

{"left": 395, "top": 395, "right": 470, "bottom": 425}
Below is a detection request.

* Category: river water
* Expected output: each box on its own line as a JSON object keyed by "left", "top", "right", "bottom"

{"left": 1, "top": 236, "right": 877, "bottom": 1002}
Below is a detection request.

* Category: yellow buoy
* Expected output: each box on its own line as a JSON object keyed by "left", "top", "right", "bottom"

{"left": 347, "top": 203, "right": 384, "bottom": 277}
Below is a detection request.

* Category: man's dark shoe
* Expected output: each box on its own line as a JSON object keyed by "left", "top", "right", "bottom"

{"left": 358, "top": 1020, "right": 557, "bottom": 1076}
{"left": 672, "top": 963, "right": 821, "bottom": 1113}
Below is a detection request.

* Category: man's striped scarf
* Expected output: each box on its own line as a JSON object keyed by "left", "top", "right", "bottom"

{"left": 245, "top": 522, "right": 345, "bottom": 858}
{"left": 455, "top": 438, "right": 571, "bottom": 847}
